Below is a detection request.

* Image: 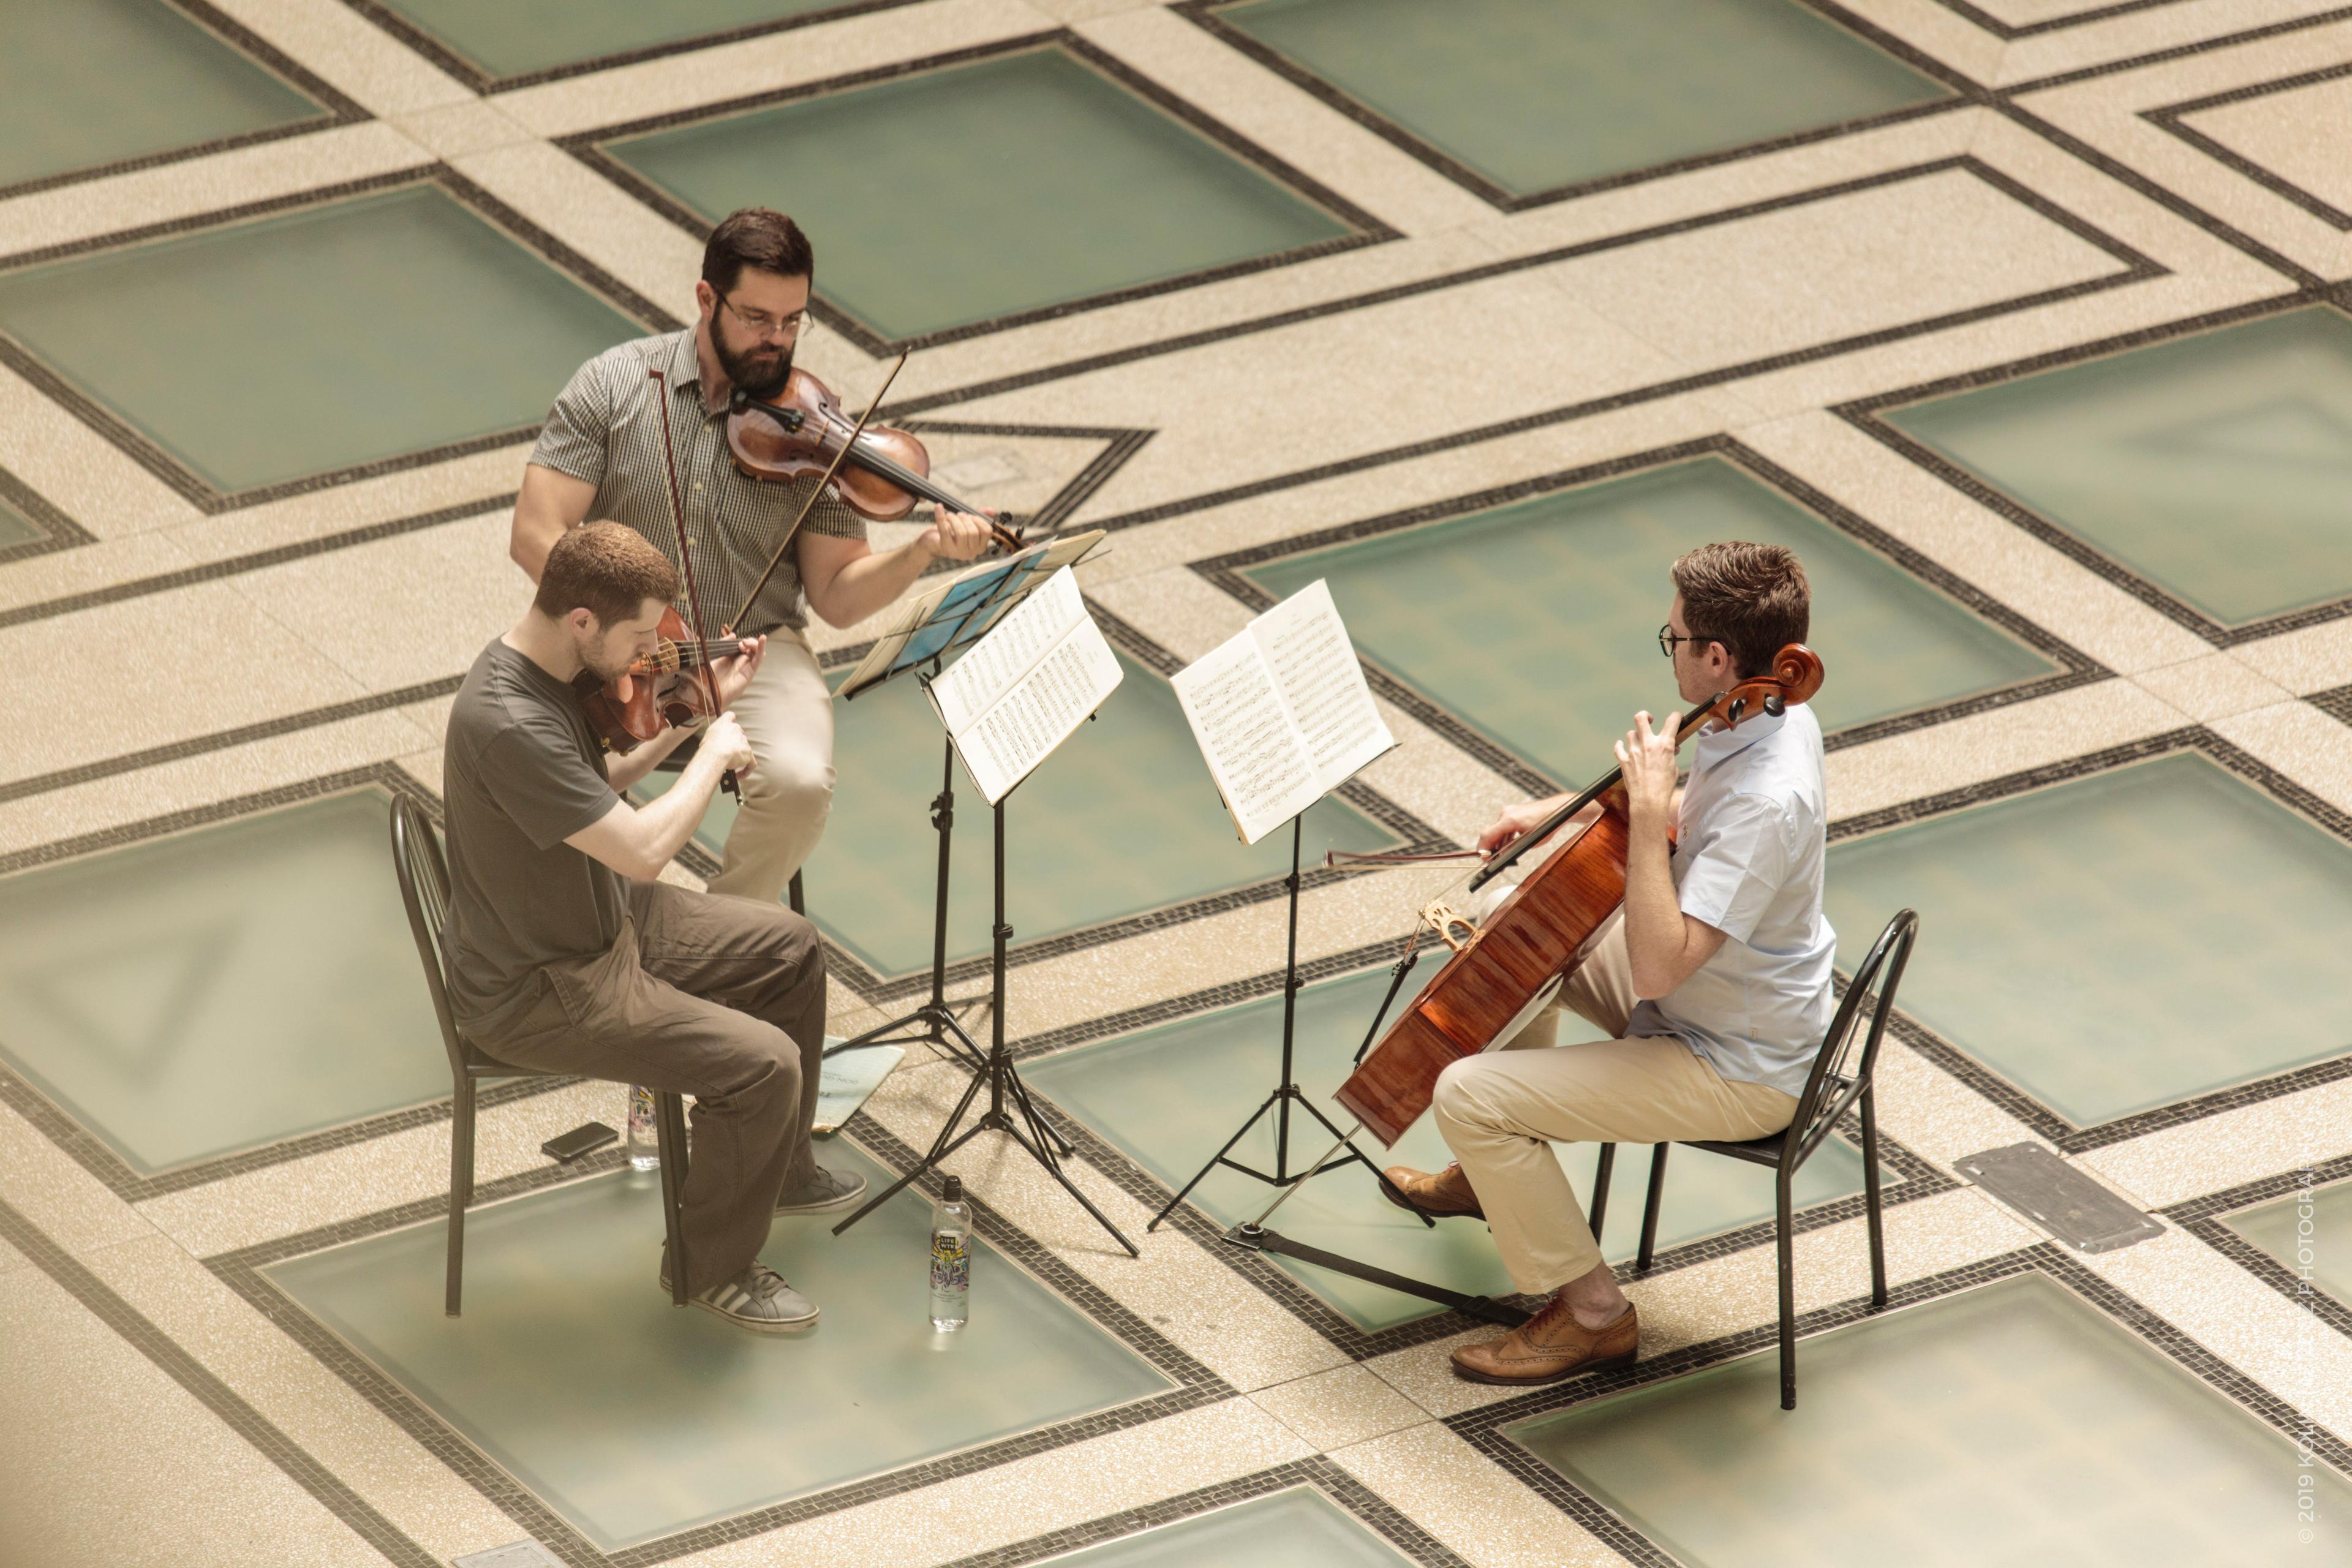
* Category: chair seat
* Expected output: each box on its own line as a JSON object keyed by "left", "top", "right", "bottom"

{"left": 1683, "top": 1132, "right": 1785, "bottom": 1165}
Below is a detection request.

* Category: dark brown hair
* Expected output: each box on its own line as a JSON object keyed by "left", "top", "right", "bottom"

{"left": 702, "top": 208, "right": 813, "bottom": 296}
{"left": 535, "top": 522, "right": 677, "bottom": 628}
{"left": 1670, "top": 541, "right": 1810, "bottom": 679}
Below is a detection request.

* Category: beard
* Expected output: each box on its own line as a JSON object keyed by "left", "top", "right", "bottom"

{"left": 577, "top": 624, "right": 644, "bottom": 685}
{"left": 714, "top": 328, "right": 793, "bottom": 401}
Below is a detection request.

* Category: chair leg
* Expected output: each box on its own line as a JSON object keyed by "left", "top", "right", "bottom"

{"left": 1776, "top": 1172, "right": 1797, "bottom": 1411}
{"left": 1636, "top": 1144, "right": 1670, "bottom": 1271}
{"left": 656, "top": 1091, "right": 691, "bottom": 1307}
{"left": 1587, "top": 1144, "right": 1616, "bottom": 1245}
{"left": 446, "top": 1079, "right": 475, "bottom": 1317}
{"left": 1860, "top": 1087, "right": 1888, "bottom": 1308}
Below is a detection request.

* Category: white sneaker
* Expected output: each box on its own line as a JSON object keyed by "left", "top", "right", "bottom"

{"left": 659, "top": 1259, "right": 818, "bottom": 1333}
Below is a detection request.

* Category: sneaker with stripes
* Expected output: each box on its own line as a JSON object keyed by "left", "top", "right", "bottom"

{"left": 658, "top": 1257, "right": 818, "bottom": 1333}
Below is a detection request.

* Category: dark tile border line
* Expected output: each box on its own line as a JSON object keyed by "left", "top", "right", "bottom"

{"left": 194, "top": 1111, "right": 1233, "bottom": 1568}
{"left": 934, "top": 1460, "right": 1473, "bottom": 1568}
{"left": 557, "top": 31, "right": 1396, "bottom": 361}
{"left": 1837, "top": 290, "right": 2352, "bottom": 649}
{"left": 0, "top": 164, "right": 679, "bottom": 517}
{"left": 335, "top": 0, "right": 927, "bottom": 96}
{"left": 2312, "top": 683, "right": 2352, "bottom": 730}
{"left": 1186, "top": 432, "right": 2106, "bottom": 795}
{"left": 2003, "top": 4, "right": 2352, "bottom": 94}
{"left": 0, "top": 1197, "right": 445, "bottom": 1568}
{"left": 0, "top": 0, "right": 370, "bottom": 205}
{"left": 1446, "top": 1241, "right": 2352, "bottom": 1561}
{"left": 2168, "top": 1157, "right": 2352, "bottom": 1347}
{"left": 884, "top": 151, "right": 2161, "bottom": 428}
{"left": 2143, "top": 61, "right": 2352, "bottom": 231}
{"left": 1830, "top": 726, "right": 2352, "bottom": 1154}
{"left": 1176, "top": 0, "right": 1981, "bottom": 217}
{"left": 1928, "top": 0, "right": 2194, "bottom": 40}
{"left": 0, "top": 465, "right": 96, "bottom": 566}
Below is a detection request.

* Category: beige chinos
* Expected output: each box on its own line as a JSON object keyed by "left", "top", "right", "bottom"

{"left": 1431, "top": 911, "right": 1798, "bottom": 1295}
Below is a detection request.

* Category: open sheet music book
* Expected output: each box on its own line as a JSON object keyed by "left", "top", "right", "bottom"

{"left": 836, "top": 530, "right": 1106, "bottom": 701}
{"left": 925, "top": 566, "right": 1123, "bottom": 804}
{"left": 1170, "top": 579, "right": 1396, "bottom": 845}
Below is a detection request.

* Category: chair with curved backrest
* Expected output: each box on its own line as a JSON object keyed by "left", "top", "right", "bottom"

{"left": 388, "top": 794, "right": 692, "bottom": 1316}
{"left": 1592, "top": 908, "right": 1920, "bottom": 1410}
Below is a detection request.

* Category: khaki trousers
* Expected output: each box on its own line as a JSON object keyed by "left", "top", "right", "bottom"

{"left": 469, "top": 882, "right": 827, "bottom": 1295}
{"left": 1431, "top": 912, "right": 1797, "bottom": 1295}
{"left": 708, "top": 627, "right": 835, "bottom": 905}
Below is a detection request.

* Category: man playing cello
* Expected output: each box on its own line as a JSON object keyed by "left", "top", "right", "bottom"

{"left": 1384, "top": 542, "right": 1834, "bottom": 1384}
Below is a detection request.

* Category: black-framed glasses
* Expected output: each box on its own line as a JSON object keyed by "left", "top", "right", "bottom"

{"left": 720, "top": 295, "right": 812, "bottom": 340}
{"left": 1658, "top": 623, "right": 1716, "bottom": 660}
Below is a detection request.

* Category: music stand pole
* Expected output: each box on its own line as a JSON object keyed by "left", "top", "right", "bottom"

{"left": 1148, "top": 815, "right": 1428, "bottom": 1231}
{"left": 835, "top": 781, "right": 1137, "bottom": 1254}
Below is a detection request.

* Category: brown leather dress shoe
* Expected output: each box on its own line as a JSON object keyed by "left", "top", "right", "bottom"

{"left": 1382, "top": 1161, "right": 1485, "bottom": 1220}
{"left": 1450, "top": 1297, "right": 1638, "bottom": 1385}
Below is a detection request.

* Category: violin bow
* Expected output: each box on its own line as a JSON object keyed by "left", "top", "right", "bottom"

{"left": 726, "top": 350, "right": 908, "bottom": 636}
{"left": 648, "top": 368, "right": 739, "bottom": 801}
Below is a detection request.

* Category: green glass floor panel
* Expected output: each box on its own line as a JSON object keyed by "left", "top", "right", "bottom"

{"left": 1044, "top": 1487, "right": 1412, "bottom": 1568}
{"left": 1025, "top": 969, "right": 1876, "bottom": 1331}
{"left": 636, "top": 654, "right": 1393, "bottom": 976}
{"left": 1827, "top": 754, "right": 2352, "bottom": 1126}
{"left": 601, "top": 47, "right": 1351, "bottom": 341}
{"left": 1219, "top": 0, "right": 1947, "bottom": 197}
{"left": 2227, "top": 1177, "right": 2352, "bottom": 1308}
{"left": 0, "top": 184, "right": 641, "bottom": 494}
{"left": 0, "top": 495, "right": 42, "bottom": 551}
{"left": 0, "top": 791, "right": 448, "bottom": 1172}
{"left": 265, "top": 1142, "right": 1170, "bottom": 1550}
{"left": 1246, "top": 458, "right": 2055, "bottom": 785}
{"left": 1888, "top": 308, "right": 2352, "bottom": 625}
{"left": 368, "top": 0, "right": 845, "bottom": 80}
{"left": 1509, "top": 1272, "right": 2352, "bottom": 1565}
{"left": 0, "top": 0, "right": 323, "bottom": 189}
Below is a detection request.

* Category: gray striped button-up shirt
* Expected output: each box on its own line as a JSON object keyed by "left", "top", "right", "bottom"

{"left": 529, "top": 328, "right": 865, "bottom": 635}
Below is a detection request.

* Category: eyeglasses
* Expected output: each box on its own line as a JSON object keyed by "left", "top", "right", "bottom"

{"left": 720, "top": 295, "right": 812, "bottom": 340}
{"left": 1658, "top": 623, "right": 1717, "bottom": 660}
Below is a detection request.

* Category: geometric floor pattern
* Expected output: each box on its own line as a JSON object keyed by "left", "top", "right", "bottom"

{"left": 3, "top": 2, "right": 2349, "bottom": 1566}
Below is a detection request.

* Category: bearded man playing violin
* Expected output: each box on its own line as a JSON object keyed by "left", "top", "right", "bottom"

{"left": 510, "top": 206, "right": 997, "bottom": 906}
{"left": 443, "top": 521, "right": 858, "bottom": 1332}
{"left": 1385, "top": 542, "right": 1834, "bottom": 1385}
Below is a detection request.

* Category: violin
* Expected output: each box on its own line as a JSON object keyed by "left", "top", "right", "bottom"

{"left": 726, "top": 367, "right": 1024, "bottom": 552}
{"left": 1332, "top": 644, "right": 1826, "bottom": 1147}
{"left": 574, "top": 605, "right": 751, "bottom": 755}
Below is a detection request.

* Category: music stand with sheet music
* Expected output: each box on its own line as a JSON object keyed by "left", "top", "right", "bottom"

{"left": 1148, "top": 581, "right": 1430, "bottom": 1234}
{"left": 831, "top": 565, "right": 1138, "bottom": 1256}
{"left": 824, "top": 532, "right": 1104, "bottom": 1079}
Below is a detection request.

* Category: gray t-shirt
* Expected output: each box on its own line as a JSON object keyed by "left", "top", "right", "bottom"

{"left": 441, "top": 638, "right": 628, "bottom": 1029}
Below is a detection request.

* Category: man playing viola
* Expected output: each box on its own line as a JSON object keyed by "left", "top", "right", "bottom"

{"left": 1385, "top": 542, "right": 1834, "bottom": 1384}
{"left": 510, "top": 207, "right": 997, "bottom": 911}
{"left": 443, "top": 522, "right": 854, "bottom": 1332}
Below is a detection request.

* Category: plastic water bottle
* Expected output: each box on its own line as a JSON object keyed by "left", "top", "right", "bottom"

{"left": 929, "top": 1175, "right": 971, "bottom": 1331}
{"left": 626, "top": 1086, "right": 660, "bottom": 1171}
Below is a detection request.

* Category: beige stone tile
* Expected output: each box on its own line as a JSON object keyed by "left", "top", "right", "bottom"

{"left": 389, "top": 99, "right": 538, "bottom": 160}
{"left": 1248, "top": 1362, "right": 1427, "bottom": 1451}
{"left": 207, "top": 0, "right": 476, "bottom": 114}
{"left": 2080, "top": 1076, "right": 2352, "bottom": 1210}
{"left": 82, "top": 1232, "right": 526, "bottom": 1562}
{"left": 0, "top": 361, "right": 203, "bottom": 539}
{"left": 0, "top": 1261, "right": 398, "bottom": 1568}
{"left": 496, "top": 0, "right": 1055, "bottom": 140}
{"left": 2180, "top": 70, "right": 2352, "bottom": 216}
{"left": 0, "top": 121, "right": 430, "bottom": 262}
{"left": 2130, "top": 651, "right": 2295, "bottom": 723}
{"left": 167, "top": 450, "right": 526, "bottom": 568}
{"left": 1865, "top": 1036, "right": 2048, "bottom": 1172}
{"left": 1836, "top": 0, "right": 2006, "bottom": 83}
{"left": 2234, "top": 616, "right": 2352, "bottom": 696}
{"left": 1332, "top": 1420, "right": 1624, "bottom": 1568}
{"left": 1996, "top": 0, "right": 2351, "bottom": 91}
{"left": 0, "top": 530, "right": 192, "bottom": 616}
{"left": 0, "top": 1102, "right": 156, "bottom": 1258}
{"left": 673, "top": 1396, "right": 1311, "bottom": 1568}
{"left": 1076, "top": 7, "right": 1495, "bottom": 237}
{"left": 2209, "top": 699, "right": 2352, "bottom": 816}
{"left": 450, "top": 140, "right": 706, "bottom": 324}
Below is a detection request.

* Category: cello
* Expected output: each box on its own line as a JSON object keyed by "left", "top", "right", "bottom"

{"left": 1332, "top": 644, "right": 1825, "bottom": 1147}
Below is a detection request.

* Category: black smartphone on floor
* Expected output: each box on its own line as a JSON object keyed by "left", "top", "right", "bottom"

{"left": 541, "top": 1121, "right": 619, "bottom": 1162}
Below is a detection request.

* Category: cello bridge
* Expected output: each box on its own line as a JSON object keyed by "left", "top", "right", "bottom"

{"left": 1421, "top": 901, "right": 1480, "bottom": 954}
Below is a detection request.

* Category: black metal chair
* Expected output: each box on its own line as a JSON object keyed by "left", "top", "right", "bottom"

{"left": 1593, "top": 908, "right": 1919, "bottom": 1409}
{"left": 388, "top": 794, "right": 692, "bottom": 1317}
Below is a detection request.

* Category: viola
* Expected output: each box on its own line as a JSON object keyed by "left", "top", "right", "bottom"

{"left": 1332, "top": 644, "right": 1826, "bottom": 1147}
{"left": 726, "top": 368, "right": 1023, "bottom": 551}
{"left": 574, "top": 605, "right": 750, "bottom": 755}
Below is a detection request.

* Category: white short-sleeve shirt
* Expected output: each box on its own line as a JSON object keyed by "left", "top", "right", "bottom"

{"left": 1624, "top": 702, "right": 1835, "bottom": 1099}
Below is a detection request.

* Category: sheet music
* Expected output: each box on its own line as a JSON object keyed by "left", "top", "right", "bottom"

{"left": 952, "top": 618, "right": 1123, "bottom": 804}
{"left": 929, "top": 568, "right": 1083, "bottom": 734}
{"left": 1170, "top": 636, "right": 1320, "bottom": 844}
{"left": 834, "top": 529, "right": 1106, "bottom": 701}
{"left": 1251, "top": 579, "right": 1392, "bottom": 786}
